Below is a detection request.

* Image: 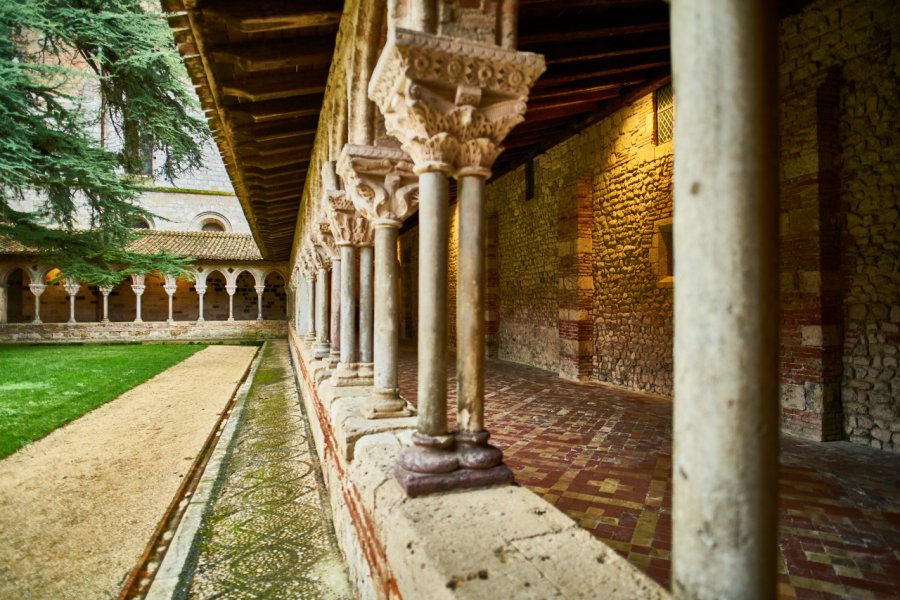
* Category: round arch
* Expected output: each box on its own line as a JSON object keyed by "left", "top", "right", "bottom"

{"left": 190, "top": 212, "right": 232, "bottom": 233}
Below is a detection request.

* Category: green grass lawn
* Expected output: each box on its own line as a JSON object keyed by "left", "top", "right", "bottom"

{"left": 0, "top": 344, "right": 207, "bottom": 459}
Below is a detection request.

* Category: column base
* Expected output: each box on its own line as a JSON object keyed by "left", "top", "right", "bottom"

{"left": 363, "top": 390, "right": 415, "bottom": 419}
{"left": 67, "top": 319, "right": 76, "bottom": 324}
{"left": 314, "top": 343, "right": 331, "bottom": 359}
{"left": 227, "top": 317, "right": 234, "bottom": 322}
{"left": 32, "top": 319, "right": 42, "bottom": 325}
{"left": 134, "top": 318, "right": 143, "bottom": 323}
{"left": 333, "top": 362, "right": 375, "bottom": 387}
{"left": 394, "top": 431, "right": 513, "bottom": 497}
{"left": 197, "top": 317, "right": 205, "bottom": 323}
{"left": 167, "top": 318, "right": 174, "bottom": 324}
{"left": 357, "top": 362, "right": 374, "bottom": 379}
{"left": 102, "top": 319, "right": 109, "bottom": 324}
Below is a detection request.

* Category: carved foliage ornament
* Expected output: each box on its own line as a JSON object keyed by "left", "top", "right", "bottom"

{"left": 326, "top": 189, "right": 373, "bottom": 246}
{"left": 369, "top": 29, "right": 546, "bottom": 173}
{"left": 337, "top": 144, "right": 420, "bottom": 226}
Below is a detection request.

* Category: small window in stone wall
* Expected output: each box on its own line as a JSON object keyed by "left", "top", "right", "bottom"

{"left": 655, "top": 83, "right": 675, "bottom": 145}
{"left": 652, "top": 217, "right": 674, "bottom": 288}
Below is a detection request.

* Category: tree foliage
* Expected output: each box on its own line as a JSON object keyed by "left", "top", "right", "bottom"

{"left": 0, "top": 0, "right": 209, "bottom": 286}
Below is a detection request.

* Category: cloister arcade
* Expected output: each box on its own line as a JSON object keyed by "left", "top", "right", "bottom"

{"left": 0, "top": 263, "right": 287, "bottom": 325}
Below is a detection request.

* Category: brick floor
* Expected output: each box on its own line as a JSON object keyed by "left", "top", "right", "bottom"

{"left": 396, "top": 347, "right": 900, "bottom": 599}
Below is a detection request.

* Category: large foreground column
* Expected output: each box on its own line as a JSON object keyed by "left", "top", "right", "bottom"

{"left": 671, "top": 1, "right": 779, "bottom": 598}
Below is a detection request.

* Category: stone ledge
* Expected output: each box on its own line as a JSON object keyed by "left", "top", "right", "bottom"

{"left": 287, "top": 325, "right": 669, "bottom": 599}
{"left": 0, "top": 321, "right": 287, "bottom": 344}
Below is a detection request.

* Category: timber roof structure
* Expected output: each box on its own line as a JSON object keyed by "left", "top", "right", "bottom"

{"left": 164, "top": 0, "right": 677, "bottom": 261}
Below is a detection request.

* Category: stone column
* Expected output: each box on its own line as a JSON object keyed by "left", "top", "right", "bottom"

{"left": 64, "top": 282, "right": 80, "bottom": 324}
{"left": 326, "top": 188, "right": 374, "bottom": 387}
{"left": 195, "top": 284, "right": 206, "bottom": 323}
{"left": 314, "top": 265, "right": 331, "bottom": 359}
{"left": 671, "top": 1, "right": 779, "bottom": 598}
{"left": 329, "top": 256, "right": 341, "bottom": 364}
{"left": 131, "top": 282, "right": 145, "bottom": 323}
{"left": 165, "top": 283, "right": 177, "bottom": 323}
{"left": 225, "top": 284, "right": 236, "bottom": 321}
{"left": 358, "top": 243, "right": 375, "bottom": 379}
{"left": 306, "top": 274, "right": 317, "bottom": 341}
{"left": 369, "top": 22, "right": 544, "bottom": 495}
{"left": 99, "top": 286, "right": 112, "bottom": 323}
{"left": 29, "top": 283, "right": 45, "bottom": 324}
{"left": 255, "top": 284, "right": 265, "bottom": 320}
{"left": 338, "top": 143, "right": 419, "bottom": 418}
{"left": 0, "top": 283, "right": 8, "bottom": 324}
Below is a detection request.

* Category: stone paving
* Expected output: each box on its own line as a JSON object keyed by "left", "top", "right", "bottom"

{"left": 187, "top": 341, "right": 351, "bottom": 599}
{"left": 396, "top": 347, "right": 900, "bottom": 600}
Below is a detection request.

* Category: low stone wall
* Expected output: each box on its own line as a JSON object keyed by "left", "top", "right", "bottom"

{"left": 287, "top": 325, "right": 667, "bottom": 600}
{"left": 0, "top": 320, "right": 287, "bottom": 344}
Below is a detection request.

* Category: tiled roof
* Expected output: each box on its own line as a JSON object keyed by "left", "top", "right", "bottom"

{"left": 0, "top": 230, "right": 264, "bottom": 262}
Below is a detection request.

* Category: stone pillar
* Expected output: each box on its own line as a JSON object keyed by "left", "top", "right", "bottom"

{"left": 195, "top": 285, "right": 206, "bottom": 323}
{"left": 369, "top": 20, "right": 544, "bottom": 495}
{"left": 358, "top": 243, "right": 375, "bottom": 379}
{"left": 338, "top": 143, "right": 419, "bottom": 418}
{"left": 329, "top": 256, "right": 341, "bottom": 364}
{"left": 671, "top": 1, "right": 779, "bottom": 598}
{"left": 64, "top": 282, "right": 80, "bottom": 324}
{"left": 255, "top": 284, "right": 265, "bottom": 320}
{"left": 0, "top": 283, "right": 8, "bottom": 324}
{"left": 99, "top": 286, "right": 112, "bottom": 323}
{"left": 29, "top": 283, "right": 45, "bottom": 324}
{"left": 131, "top": 284, "right": 145, "bottom": 323}
{"left": 314, "top": 266, "right": 331, "bottom": 359}
{"left": 306, "top": 274, "right": 317, "bottom": 341}
{"left": 225, "top": 284, "right": 236, "bottom": 322}
{"left": 164, "top": 282, "right": 177, "bottom": 323}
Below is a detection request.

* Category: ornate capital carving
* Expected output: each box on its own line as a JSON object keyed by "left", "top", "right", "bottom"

{"left": 369, "top": 29, "right": 545, "bottom": 174}
{"left": 313, "top": 220, "right": 337, "bottom": 265}
{"left": 64, "top": 282, "right": 80, "bottom": 296}
{"left": 325, "top": 189, "right": 374, "bottom": 246}
{"left": 131, "top": 285, "right": 146, "bottom": 296}
{"left": 337, "top": 143, "right": 420, "bottom": 228}
{"left": 28, "top": 283, "right": 46, "bottom": 296}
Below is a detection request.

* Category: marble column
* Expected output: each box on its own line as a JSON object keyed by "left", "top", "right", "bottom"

{"left": 306, "top": 274, "right": 317, "bottom": 341}
{"left": 225, "top": 284, "right": 236, "bottom": 322}
{"left": 333, "top": 243, "right": 359, "bottom": 383}
{"left": 29, "top": 283, "right": 45, "bottom": 324}
{"left": 64, "top": 282, "right": 80, "bottom": 324}
{"left": 165, "top": 283, "right": 177, "bottom": 323}
{"left": 255, "top": 284, "right": 265, "bottom": 320}
{"left": 196, "top": 285, "right": 206, "bottom": 323}
{"left": 369, "top": 21, "right": 544, "bottom": 495}
{"left": 671, "top": 0, "right": 779, "bottom": 597}
{"left": 337, "top": 143, "right": 418, "bottom": 418}
{"left": 99, "top": 286, "right": 112, "bottom": 323}
{"left": 358, "top": 243, "right": 375, "bottom": 379}
{"left": 131, "top": 284, "right": 145, "bottom": 323}
{"left": 0, "top": 283, "right": 8, "bottom": 324}
{"left": 329, "top": 257, "right": 341, "bottom": 364}
{"left": 314, "top": 266, "right": 331, "bottom": 359}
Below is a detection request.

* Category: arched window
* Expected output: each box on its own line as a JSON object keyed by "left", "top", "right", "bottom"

{"left": 191, "top": 212, "right": 232, "bottom": 233}
{"left": 130, "top": 217, "right": 151, "bottom": 229}
{"left": 201, "top": 221, "right": 225, "bottom": 232}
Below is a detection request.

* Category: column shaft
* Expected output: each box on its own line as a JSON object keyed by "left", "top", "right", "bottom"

{"left": 0, "top": 284, "right": 7, "bottom": 324}
{"left": 671, "top": 1, "right": 779, "bottom": 598}
{"left": 340, "top": 245, "right": 358, "bottom": 364}
{"left": 167, "top": 294, "right": 174, "bottom": 322}
{"left": 417, "top": 171, "right": 449, "bottom": 437}
{"left": 359, "top": 245, "right": 374, "bottom": 363}
{"left": 374, "top": 226, "right": 400, "bottom": 395}
{"left": 68, "top": 294, "right": 76, "bottom": 324}
{"left": 456, "top": 174, "right": 486, "bottom": 433}
{"left": 197, "top": 293, "right": 205, "bottom": 322}
{"left": 330, "top": 259, "right": 341, "bottom": 357}
{"left": 306, "top": 276, "right": 317, "bottom": 339}
{"left": 316, "top": 267, "right": 330, "bottom": 349}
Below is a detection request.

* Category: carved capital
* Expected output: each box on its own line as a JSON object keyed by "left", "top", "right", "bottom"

{"left": 64, "top": 282, "right": 80, "bottom": 296}
{"left": 369, "top": 29, "right": 545, "bottom": 174}
{"left": 131, "top": 285, "right": 146, "bottom": 296}
{"left": 313, "top": 220, "right": 337, "bottom": 265}
{"left": 28, "top": 284, "right": 46, "bottom": 296}
{"left": 337, "top": 144, "right": 420, "bottom": 228}
{"left": 325, "top": 189, "right": 374, "bottom": 246}
{"left": 164, "top": 285, "right": 177, "bottom": 296}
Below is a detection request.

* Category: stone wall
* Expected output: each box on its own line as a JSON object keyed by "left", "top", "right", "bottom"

{"left": 0, "top": 320, "right": 286, "bottom": 344}
{"left": 778, "top": 0, "right": 900, "bottom": 449}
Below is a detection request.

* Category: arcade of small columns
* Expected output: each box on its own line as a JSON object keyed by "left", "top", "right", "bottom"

{"left": 289, "top": 1, "right": 779, "bottom": 597}
{"left": 0, "top": 264, "right": 288, "bottom": 324}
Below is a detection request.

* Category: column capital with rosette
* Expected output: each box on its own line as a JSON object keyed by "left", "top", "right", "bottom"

{"left": 368, "top": 28, "right": 545, "bottom": 176}
{"left": 337, "top": 143, "right": 420, "bottom": 229}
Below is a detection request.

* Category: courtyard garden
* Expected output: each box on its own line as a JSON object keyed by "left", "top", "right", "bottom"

{"left": 0, "top": 343, "right": 206, "bottom": 458}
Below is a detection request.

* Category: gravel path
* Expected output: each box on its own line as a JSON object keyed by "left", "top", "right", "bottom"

{"left": 0, "top": 344, "right": 258, "bottom": 600}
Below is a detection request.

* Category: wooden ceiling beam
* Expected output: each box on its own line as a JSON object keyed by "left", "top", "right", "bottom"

{"left": 229, "top": 94, "right": 324, "bottom": 125}
{"left": 519, "top": 21, "right": 669, "bottom": 46}
{"left": 211, "top": 39, "right": 333, "bottom": 72}
{"left": 203, "top": 1, "right": 341, "bottom": 34}
{"left": 536, "top": 58, "right": 670, "bottom": 89}
{"left": 221, "top": 71, "right": 328, "bottom": 102}
{"left": 232, "top": 120, "right": 319, "bottom": 143}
